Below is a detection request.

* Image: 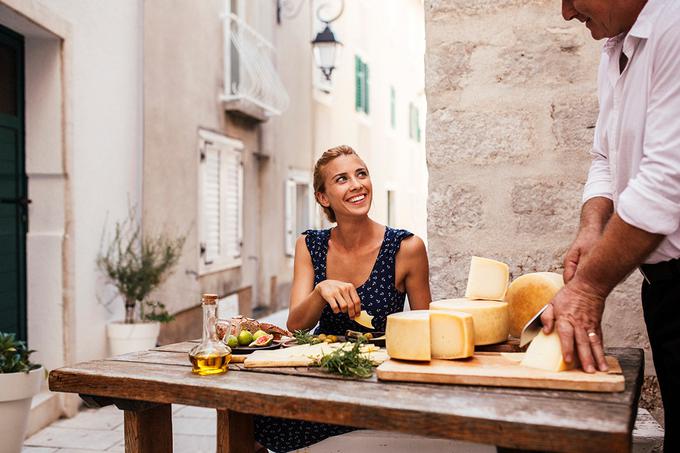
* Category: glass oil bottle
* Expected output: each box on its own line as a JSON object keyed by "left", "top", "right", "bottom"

{"left": 189, "top": 294, "right": 231, "bottom": 375}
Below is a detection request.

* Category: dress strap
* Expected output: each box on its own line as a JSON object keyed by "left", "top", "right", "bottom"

{"left": 303, "top": 229, "right": 330, "bottom": 285}
{"left": 383, "top": 227, "right": 414, "bottom": 288}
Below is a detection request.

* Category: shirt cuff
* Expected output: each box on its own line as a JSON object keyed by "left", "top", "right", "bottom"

{"left": 618, "top": 181, "right": 680, "bottom": 235}
{"left": 582, "top": 181, "right": 613, "bottom": 204}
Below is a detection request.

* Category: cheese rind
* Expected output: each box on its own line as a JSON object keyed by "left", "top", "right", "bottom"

{"left": 385, "top": 311, "right": 431, "bottom": 361}
{"left": 430, "top": 311, "right": 475, "bottom": 359}
{"left": 505, "top": 272, "right": 564, "bottom": 338}
{"left": 521, "top": 330, "right": 575, "bottom": 372}
{"left": 464, "top": 256, "right": 509, "bottom": 301}
{"left": 430, "top": 298, "right": 509, "bottom": 345}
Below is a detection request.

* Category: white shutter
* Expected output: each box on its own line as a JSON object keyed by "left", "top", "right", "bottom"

{"left": 223, "top": 149, "right": 241, "bottom": 260}
{"left": 285, "top": 179, "right": 296, "bottom": 256}
{"left": 203, "top": 144, "right": 221, "bottom": 264}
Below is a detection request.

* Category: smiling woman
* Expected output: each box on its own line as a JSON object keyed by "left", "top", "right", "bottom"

{"left": 253, "top": 145, "right": 432, "bottom": 452}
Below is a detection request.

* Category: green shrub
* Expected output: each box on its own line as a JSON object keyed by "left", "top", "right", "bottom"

{"left": 0, "top": 333, "right": 40, "bottom": 374}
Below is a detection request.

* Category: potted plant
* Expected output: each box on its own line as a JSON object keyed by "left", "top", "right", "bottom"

{"left": 98, "top": 212, "right": 185, "bottom": 355}
{"left": 0, "top": 333, "right": 43, "bottom": 453}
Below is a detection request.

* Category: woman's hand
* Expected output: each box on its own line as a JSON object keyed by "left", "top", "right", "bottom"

{"left": 315, "top": 280, "right": 361, "bottom": 318}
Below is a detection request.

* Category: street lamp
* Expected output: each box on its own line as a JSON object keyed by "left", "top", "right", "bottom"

{"left": 277, "top": 0, "right": 344, "bottom": 82}
{"left": 311, "top": 24, "right": 342, "bottom": 81}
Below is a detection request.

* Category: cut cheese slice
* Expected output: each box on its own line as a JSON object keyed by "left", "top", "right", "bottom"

{"left": 430, "top": 298, "right": 509, "bottom": 345}
{"left": 465, "top": 256, "right": 509, "bottom": 301}
{"left": 505, "top": 272, "right": 564, "bottom": 338}
{"left": 385, "top": 311, "right": 431, "bottom": 361}
{"left": 430, "top": 311, "right": 475, "bottom": 359}
{"left": 521, "top": 330, "right": 575, "bottom": 372}
{"left": 354, "top": 310, "right": 375, "bottom": 329}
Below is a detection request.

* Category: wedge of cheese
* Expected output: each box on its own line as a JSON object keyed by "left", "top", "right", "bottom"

{"left": 521, "top": 330, "right": 575, "bottom": 372}
{"left": 505, "top": 272, "right": 564, "bottom": 338}
{"left": 430, "top": 310, "right": 475, "bottom": 359}
{"left": 430, "top": 298, "right": 509, "bottom": 345}
{"left": 465, "top": 256, "right": 510, "bottom": 300}
{"left": 354, "top": 310, "right": 375, "bottom": 329}
{"left": 385, "top": 311, "right": 431, "bottom": 361}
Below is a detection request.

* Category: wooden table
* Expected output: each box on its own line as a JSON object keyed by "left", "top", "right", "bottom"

{"left": 48, "top": 341, "right": 643, "bottom": 453}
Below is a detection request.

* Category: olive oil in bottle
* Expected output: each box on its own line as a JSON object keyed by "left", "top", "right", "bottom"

{"left": 189, "top": 294, "right": 231, "bottom": 375}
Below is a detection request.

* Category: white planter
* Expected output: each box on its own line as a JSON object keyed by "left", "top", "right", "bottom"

{"left": 107, "top": 321, "right": 161, "bottom": 356}
{"left": 0, "top": 367, "right": 44, "bottom": 453}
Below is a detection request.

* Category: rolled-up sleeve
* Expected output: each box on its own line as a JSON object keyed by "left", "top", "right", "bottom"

{"left": 618, "top": 24, "right": 680, "bottom": 235}
{"left": 582, "top": 126, "right": 613, "bottom": 203}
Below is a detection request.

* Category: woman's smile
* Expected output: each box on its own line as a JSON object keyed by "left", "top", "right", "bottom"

{"left": 346, "top": 193, "right": 367, "bottom": 205}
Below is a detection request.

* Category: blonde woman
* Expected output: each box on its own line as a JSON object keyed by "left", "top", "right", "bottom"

{"left": 254, "top": 145, "right": 431, "bottom": 452}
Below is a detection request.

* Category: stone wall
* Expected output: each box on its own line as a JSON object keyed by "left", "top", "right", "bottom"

{"left": 424, "top": 0, "right": 659, "bottom": 419}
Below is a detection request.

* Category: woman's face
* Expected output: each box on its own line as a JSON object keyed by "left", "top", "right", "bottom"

{"left": 317, "top": 154, "right": 372, "bottom": 221}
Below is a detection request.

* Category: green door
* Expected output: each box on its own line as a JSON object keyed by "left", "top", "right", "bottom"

{"left": 0, "top": 24, "right": 27, "bottom": 341}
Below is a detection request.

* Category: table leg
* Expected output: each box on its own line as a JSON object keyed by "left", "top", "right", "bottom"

{"left": 124, "top": 403, "right": 173, "bottom": 453}
{"left": 217, "top": 409, "right": 254, "bottom": 453}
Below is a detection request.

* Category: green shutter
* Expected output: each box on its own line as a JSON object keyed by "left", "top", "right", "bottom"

{"left": 363, "top": 62, "right": 369, "bottom": 114}
{"left": 416, "top": 107, "right": 421, "bottom": 142}
{"left": 355, "top": 56, "right": 362, "bottom": 111}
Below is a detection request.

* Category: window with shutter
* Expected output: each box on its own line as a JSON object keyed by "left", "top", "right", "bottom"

{"left": 355, "top": 55, "right": 369, "bottom": 114}
{"left": 285, "top": 171, "right": 316, "bottom": 257}
{"left": 198, "top": 130, "right": 244, "bottom": 274}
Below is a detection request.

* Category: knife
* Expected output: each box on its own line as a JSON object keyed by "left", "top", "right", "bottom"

{"left": 519, "top": 304, "right": 550, "bottom": 348}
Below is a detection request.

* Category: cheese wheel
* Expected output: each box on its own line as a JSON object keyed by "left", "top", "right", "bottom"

{"left": 385, "top": 311, "right": 431, "bottom": 361}
{"left": 429, "top": 298, "right": 509, "bottom": 345}
{"left": 430, "top": 311, "right": 475, "bottom": 359}
{"left": 465, "top": 256, "right": 509, "bottom": 301}
{"left": 505, "top": 272, "right": 564, "bottom": 338}
{"left": 521, "top": 330, "right": 575, "bottom": 372}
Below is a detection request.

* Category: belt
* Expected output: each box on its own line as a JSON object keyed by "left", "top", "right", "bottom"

{"left": 639, "top": 258, "right": 680, "bottom": 284}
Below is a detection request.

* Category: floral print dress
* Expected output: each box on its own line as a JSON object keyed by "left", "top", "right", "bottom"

{"left": 254, "top": 226, "right": 413, "bottom": 453}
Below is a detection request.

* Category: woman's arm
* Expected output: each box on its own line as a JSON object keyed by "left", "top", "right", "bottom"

{"left": 396, "top": 235, "right": 431, "bottom": 310}
{"left": 286, "top": 236, "right": 326, "bottom": 332}
{"left": 286, "top": 236, "right": 362, "bottom": 331}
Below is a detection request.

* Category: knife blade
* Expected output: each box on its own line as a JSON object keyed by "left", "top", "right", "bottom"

{"left": 519, "top": 304, "right": 550, "bottom": 348}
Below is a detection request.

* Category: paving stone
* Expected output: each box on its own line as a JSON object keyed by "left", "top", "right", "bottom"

{"left": 173, "top": 415, "right": 217, "bottom": 436}
{"left": 174, "top": 405, "right": 217, "bottom": 419}
{"left": 24, "top": 427, "right": 121, "bottom": 451}
{"left": 51, "top": 407, "right": 123, "bottom": 431}
{"left": 173, "top": 434, "right": 216, "bottom": 453}
{"left": 21, "top": 447, "right": 58, "bottom": 453}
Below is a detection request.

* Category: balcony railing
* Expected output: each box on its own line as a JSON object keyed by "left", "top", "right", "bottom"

{"left": 221, "top": 13, "right": 289, "bottom": 121}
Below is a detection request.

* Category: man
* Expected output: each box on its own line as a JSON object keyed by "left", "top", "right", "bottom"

{"left": 540, "top": 0, "right": 679, "bottom": 449}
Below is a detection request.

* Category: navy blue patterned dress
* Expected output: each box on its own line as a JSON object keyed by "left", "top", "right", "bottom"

{"left": 254, "top": 226, "right": 413, "bottom": 453}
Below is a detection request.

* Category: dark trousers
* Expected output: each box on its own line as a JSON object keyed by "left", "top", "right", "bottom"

{"left": 641, "top": 275, "right": 680, "bottom": 452}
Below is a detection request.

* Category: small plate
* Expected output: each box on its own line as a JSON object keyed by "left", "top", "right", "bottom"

{"left": 229, "top": 341, "right": 282, "bottom": 355}
{"left": 346, "top": 331, "right": 386, "bottom": 347}
{"left": 281, "top": 336, "right": 346, "bottom": 348}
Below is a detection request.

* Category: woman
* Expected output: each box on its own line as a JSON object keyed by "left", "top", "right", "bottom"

{"left": 254, "top": 145, "right": 431, "bottom": 452}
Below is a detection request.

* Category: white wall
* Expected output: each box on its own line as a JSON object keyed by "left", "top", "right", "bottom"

{"left": 32, "top": 0, "right": 144, "bottom": 362}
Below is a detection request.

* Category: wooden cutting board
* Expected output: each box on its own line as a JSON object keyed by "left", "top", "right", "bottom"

{"left": 376, "top": 352, "right": 625, "bottom": 392}
{"left": 244, "top": 343, "right": 388, "bottom": 368}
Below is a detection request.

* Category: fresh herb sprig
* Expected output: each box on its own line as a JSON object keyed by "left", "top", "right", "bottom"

{"left": 315, "top": 338, "right": 376, "bottom": 379}
{"left": 293, "top": 329, "right": 322, "bottom": 345}
{"left": 0, "top": 332, "right": 41, "bottom": 374}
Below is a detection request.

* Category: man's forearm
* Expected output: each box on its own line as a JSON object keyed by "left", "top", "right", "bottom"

{"left": 579, "top": 197, "right": 614, "bottom": 233}
{"left": 571, "top": 213, "right": 664, "bottom": 297}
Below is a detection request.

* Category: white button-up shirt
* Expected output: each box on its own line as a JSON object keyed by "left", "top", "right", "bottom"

{"left": 582, "top": 0, "right": 680, "bottom": 263}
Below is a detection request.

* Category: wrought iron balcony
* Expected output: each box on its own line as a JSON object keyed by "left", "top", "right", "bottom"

{"left": 221, "top": 13, "right": 289, "bottom": 121}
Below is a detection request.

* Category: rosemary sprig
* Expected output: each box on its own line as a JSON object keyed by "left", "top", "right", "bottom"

{"left": 315, "top": 338, "right": 376, "bottom": 379}
{"left": 293, "top": 329, "right": 322, "bottom": 345}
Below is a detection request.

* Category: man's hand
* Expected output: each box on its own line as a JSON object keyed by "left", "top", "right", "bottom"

{"left": 563, "top": 227, "right": 601, "bottom": 283}
{"left": 541, "top": 282, "right": 608, "bottom": 373}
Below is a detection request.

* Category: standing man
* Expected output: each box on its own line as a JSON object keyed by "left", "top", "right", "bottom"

{"left": 540, "top": 0, "right": 679, "bottom": 449}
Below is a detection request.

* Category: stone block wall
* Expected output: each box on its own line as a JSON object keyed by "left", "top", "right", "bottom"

{"left": 424, "top": 0, "right": 658, "bottom": 418}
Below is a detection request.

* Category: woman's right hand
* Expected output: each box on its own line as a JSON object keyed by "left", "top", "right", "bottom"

{"left": 314, "top": 280, "right": 361, "bottom": 318}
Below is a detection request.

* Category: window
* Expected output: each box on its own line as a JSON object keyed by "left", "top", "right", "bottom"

{"left": 198, "top": 130, "right": 244, "bottom": 273}
{"left": 390, "top": 86, "right": 396, "bottom": 129}
{"left": 387, "top": 190, "right": 396, "bottom": 227}
{"left": 355, "top": 55, "right": 369, "bottom": 114}
{"left": 285, "top": 172, "right": 316, "bottom": 256}
{"left": 409, "top": 102, "right": 421, "bottom": 142}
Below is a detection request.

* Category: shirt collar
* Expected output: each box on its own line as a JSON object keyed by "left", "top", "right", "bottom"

{"left": 603, "top": 0, "right": 659, "bottom": 54}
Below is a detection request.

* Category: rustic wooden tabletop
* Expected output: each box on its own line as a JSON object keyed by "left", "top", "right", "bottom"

{"left": 48, "top": 341, "right": 643, "bottom": 453}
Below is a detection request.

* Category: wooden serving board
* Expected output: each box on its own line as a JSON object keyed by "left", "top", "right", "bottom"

{"left": 376, "top": 352, "right": 625, "bottom": 392}
{"left": 244, "top": 343, "right": 388, "bottom": 368}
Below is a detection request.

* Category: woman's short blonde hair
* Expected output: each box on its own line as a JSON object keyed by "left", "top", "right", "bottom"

{"left": 313, "top": 145, "right": 359, "bottom": 223}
